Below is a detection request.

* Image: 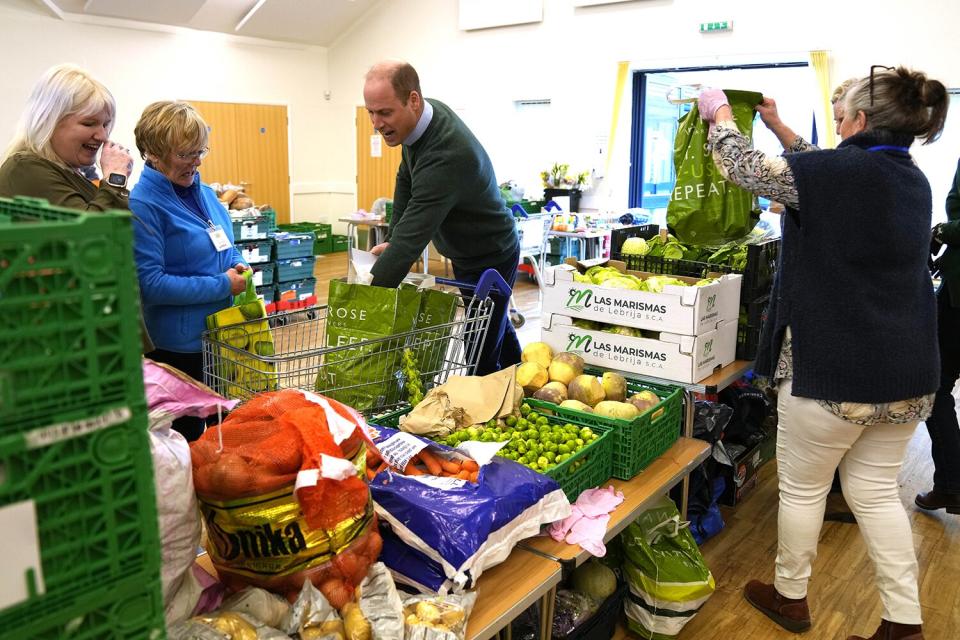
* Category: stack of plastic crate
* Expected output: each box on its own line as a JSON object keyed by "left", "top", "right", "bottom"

{"left": 233, "top": 212, "right": 277, "bottom": 313}
{"left": 272, "top": 230, "right": 318, "bottom": 312}
{"left": 0, "top": 197, "right": 165, "bottom": 639}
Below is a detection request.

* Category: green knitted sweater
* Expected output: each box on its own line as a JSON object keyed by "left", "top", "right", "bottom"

{"left": 371, "top": 99, "right": 517, "bottom": 287}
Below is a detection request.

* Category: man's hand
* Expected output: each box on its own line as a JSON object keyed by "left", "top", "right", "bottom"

{"left": 234, "top": 263, "right": 248, "bottom": 273}
{"left": 756, "top": 97, "right": 783, "bottom": 130}
{"left": 370, "top": 242, "right": 390, "bottom": 256}
{"left": 226, "top": 268, "right": 247, "bottom": 295}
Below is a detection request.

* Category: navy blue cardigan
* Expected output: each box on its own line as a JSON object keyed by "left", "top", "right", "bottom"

{"left": 755, "top": 130, "right": 939, "bottom": 403}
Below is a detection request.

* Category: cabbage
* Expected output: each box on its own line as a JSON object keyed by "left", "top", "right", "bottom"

{"left": 573, "top": 273, "right": 592, "bottom": 283}
{"left": 601, "top": 276, "right": 641, "bottom": 290}
{"left": 694, "top": 278, "right": 717, "bottom": 287}
{"left": 641, "top": 275, "right": 689, "bottom": 293}
{"left": 591, "top": 269, "right": 624, "bottom": 285}
{"left": 602, "top": 324, "right": 643, "bottom": 337}
{"left": 620, "top": 237, "right": 649, "bottom": 256}
{"left": 571, "top": 560, "right": 617, "bottom": 602}
{"left": 572, "top": 318, "right": 601, "bottom": 330}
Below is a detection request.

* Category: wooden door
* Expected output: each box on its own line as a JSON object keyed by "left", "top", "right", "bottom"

{"left": 186, "top": 100, "right": 239, "bottom": 186}
{"left": 356, "top": 106, "right": 403, "bottom": 212}
{"left": 186, "top": 101, "right": 291, "bottom": 224}
{"left": 235, "top": 104, "right": 290, "bottom": 223}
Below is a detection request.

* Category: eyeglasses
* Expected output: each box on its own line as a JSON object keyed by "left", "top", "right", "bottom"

{"left": 869, "top": 65, "right": 894, "bottom": 107}
{"left": 176, "top": 147, "right": 209, "bottom": 161}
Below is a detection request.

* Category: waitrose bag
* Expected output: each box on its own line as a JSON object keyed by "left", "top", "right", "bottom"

{"left": 402, "top": 284, "right": 458, "bottom": 386}
{"left": 621, "top": 496, "right": 715, "bottom": 639}
{"left": 206, "top": 270, "right": 278, "bottom": 396}
{"left": 667, "top": 90, "right": 763, "bottom": 245}
{"left": 318, "top": 279, "right": 421, "bottom": 411}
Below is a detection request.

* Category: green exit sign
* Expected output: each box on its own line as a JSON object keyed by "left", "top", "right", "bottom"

{"left": 700, "top": 21, "right": 732, "bottom": 33}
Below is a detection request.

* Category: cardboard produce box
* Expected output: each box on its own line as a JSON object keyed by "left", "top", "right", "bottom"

{"left": 542, "top": 259, "right": 741, "bottom": 336}
{"left": 541, "top": 314, "right": 737, "bottom": 384}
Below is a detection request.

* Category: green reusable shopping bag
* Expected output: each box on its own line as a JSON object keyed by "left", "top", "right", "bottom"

{"left": 318, "top": 279, "right": 420, "bottom": 411}
{"left": 621, "top": 496, "right": 716, "bottom": 639}
{"left": 401, "top": 284, "right": 459, "bottom": 383}
{"left": 667, "top": 90, "right": 763, "bottom": 245}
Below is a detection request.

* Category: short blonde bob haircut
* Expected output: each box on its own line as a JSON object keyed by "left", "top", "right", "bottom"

{"left": 134, "top": 101, "right": 209, "bottom": 163}
{"left": 3, "top": 63, "right": 116, "bottom": 164}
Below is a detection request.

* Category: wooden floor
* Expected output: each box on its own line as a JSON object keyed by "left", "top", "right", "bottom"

{"left": 314, "top": 253, "right": 960, "bottom": 640}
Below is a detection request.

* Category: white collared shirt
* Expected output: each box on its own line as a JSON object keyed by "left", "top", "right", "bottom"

{"left": 403, "top": 99, "right": 434, "bottom": 146}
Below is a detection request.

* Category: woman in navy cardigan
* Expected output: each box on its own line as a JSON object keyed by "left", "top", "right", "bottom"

{"left": 698, "top": 67, "right": 947, "bottom": 640}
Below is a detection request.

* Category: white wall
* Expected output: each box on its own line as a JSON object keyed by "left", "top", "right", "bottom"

{"left": 328, "top": 0, "right": 960, "bottom": 215}
{"left": 0, "top": 0, "right": 352, "bottom": 224}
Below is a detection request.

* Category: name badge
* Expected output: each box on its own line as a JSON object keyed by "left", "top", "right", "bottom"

{"left": 207, "top": 225, "right": 232, "bottom": 251}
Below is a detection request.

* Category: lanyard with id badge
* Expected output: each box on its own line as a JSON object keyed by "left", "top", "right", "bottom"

{"left": 207, "top": 223, "right": 232, "bottom": 252}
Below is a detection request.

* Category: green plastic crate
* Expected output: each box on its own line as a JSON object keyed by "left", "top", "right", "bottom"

{"left": 314, "top": 235, "right": 334, "bottom": 255}
{"left": 2, "top": 572, "right": 165, "bottom": 639}
{"left": 231, "top": 214, "right": 270, "bottom": 241}
{"left": 0, "top": 409, "right": 163, "bottom": 631}
{"left": 0, "top": 197, "right": 147, "bottom": 436}
{"left": 368, "top": 407, "right": 614, "bottom": 502}
{"left": 260, "top": 207, "right": 277, "bottom": 231}
{"left": 278, "top": 223, "right": 333, "bottom": 255}
{"left": 333, "top": 234, "right": 349, "bottom": 252}
{"left": 526, "top": 369, "right": 683, "bottom": 480}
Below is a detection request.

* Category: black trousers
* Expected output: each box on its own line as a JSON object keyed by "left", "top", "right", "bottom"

{"left": 924, "top": 282, "right": 960, "bottom": 493}
{"left": 146, "top": 348, "right": 209, "bottom": 442}
{"left": 452, "top": 246, "right": 522, "bottom": 376}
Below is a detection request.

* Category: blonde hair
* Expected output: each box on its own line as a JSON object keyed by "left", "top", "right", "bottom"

{"left": 831, "top": 78, "right": 858, "bottom": 105}
{"left": 3, "top": 63, "right": 116, "bottom": 164}
{"left": 134, "top": 101, "right": 209, "bottom": 162}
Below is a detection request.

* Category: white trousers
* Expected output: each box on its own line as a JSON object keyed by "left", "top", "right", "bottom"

{"left": 774, "top": 379, "right": 922, "bottom": 624}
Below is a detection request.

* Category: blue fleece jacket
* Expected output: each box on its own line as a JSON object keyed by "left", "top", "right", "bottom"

{"left": 131, "top": 165, "right": 245, "bottom": 352}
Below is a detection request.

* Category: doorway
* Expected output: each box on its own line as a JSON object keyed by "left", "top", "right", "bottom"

{"left": 187, "top": 101, "right": 291, "bottom": 224}
{"left": 355, "top": 105, "right": 402, "bottom": 213}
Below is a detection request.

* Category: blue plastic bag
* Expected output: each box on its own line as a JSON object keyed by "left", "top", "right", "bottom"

{"left": 367, "top": 425, "right": 570, "bottom": 593}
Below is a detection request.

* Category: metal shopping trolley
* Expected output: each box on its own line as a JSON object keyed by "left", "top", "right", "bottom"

{"left": 201, "top": 269, "right": 512, "bottom": 415}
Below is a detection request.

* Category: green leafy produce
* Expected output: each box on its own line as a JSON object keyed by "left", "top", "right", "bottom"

{"left": 602, "top": 276, "right": 642, "bottom": 290}
{"left": 437, "top": 403, "right": 599, "bottom": 473}
{"left": 602, "top": 324, "right": 644, "bottom": 338}
{"left": 572, "top": 318, "right": 602, "bottom": 330}
{"left": 620, "top": 237, "right": 649, "bottom": 256}
{"left": 571, "top": 560, "right": 618, "bottom": 602}
{"left": 402, "top": 348, "right": 423, "bottom": 407}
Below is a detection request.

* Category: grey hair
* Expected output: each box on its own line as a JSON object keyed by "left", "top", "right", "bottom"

{"left": 843, "top": 66, "right": 948, "bottom": 145}
{"left": 3, "top": 64, "right": 116, "bottom": 164}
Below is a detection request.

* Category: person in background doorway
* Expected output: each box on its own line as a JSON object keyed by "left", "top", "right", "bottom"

{"left": 0, "top": 63, "right": 152, "bottom": 351}
{"left": 699, "top": 65, "right": 948, "bottom": 640}
{"left": 915, "top": 159, "right": 960, "bottom": 515}
{"left": 131, "top": 101, "right": 247, "bottom": 441}
{"left": 362, "top": 60, "right": 521, "bottom": 374}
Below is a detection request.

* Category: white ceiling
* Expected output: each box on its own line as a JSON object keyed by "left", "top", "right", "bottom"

{"left": 34, "top": 0, "right": 380, "bottom": 46}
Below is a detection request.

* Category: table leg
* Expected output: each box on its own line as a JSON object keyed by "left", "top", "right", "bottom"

{"left": 538, "top": 586, "right": 556, "bottom": 640}
{"left": 680, "top": 388, "right": 696, "bottom": 519}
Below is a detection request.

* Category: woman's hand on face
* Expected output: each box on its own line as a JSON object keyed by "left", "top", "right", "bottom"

{"left": 226, "top": 268, "right": 247, "bottom": 295}
{"left": 756, "top": 97, "right": 783, "bottom": 129}
{"left": 100, "top": 141, "right": 134, "bottom": 178}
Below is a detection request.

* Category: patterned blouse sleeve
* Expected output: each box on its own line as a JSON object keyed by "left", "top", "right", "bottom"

{"left": 707, "top": 120, "right": 815, "bottom": 209}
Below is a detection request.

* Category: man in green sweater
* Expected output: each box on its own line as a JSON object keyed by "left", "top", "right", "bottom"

{"left": 363, "top": 61, "right": 521, "bottom": 374}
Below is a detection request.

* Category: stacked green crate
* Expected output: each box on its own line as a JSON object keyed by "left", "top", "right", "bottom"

{"left": 0, "top": 197, "right": 165, "bottom": 638}
{"left": 332, "top": 234, "right": 349, "bottom": 252}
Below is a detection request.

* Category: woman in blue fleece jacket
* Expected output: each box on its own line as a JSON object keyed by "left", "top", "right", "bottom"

{"left": 131, "top": 101, "right": 247, "bottom": 440}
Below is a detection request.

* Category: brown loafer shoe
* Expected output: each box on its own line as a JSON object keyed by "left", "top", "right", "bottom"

{"left": 743, "top": 580, "right": 811, "bottom": 633}
{"left": 847, "top": 618, "right": 924, "bottom": 640}
{"left": 915, "top": 488, "right": 960, "bottom": 514}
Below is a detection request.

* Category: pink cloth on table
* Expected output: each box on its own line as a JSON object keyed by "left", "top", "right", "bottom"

{"left": 548, "top": 486, "right": 625, "bottom": 557}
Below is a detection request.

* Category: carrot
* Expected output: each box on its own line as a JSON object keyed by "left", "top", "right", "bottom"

{"left": 403, "top": 460, "right": 424, "bottom": 476}
{"left": 461, "top": 459, "right": 479, "bottom": 473}
{"left": 456, "top": 469, "right": 472, "bottom": 481}
{"left": 366, "top": 448, "right": 382, "bottom": 467}
{"left": 469, "top": 471, "right": 479, "bottom": 483}
{"left": 365, "top": 467, "right": 377, "bottom": 481}
{"left": 440, "top": 458, "right": 461, "bottom": 475}
{"left": 416, "top": 449, "right": 443, "bottom": 476}
{"left": 375, "top": 461, "right": 389, "bottom": 474}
